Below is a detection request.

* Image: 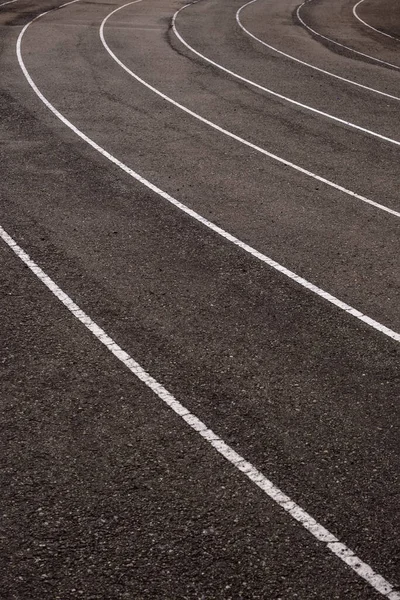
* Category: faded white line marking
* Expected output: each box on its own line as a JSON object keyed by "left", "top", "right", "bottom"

{"left": 353, "top": 0, "right": 400, "bottom": 42}
{"left": 17, "top": 1, "right": 400, "bottom": 344}
{"left": 2, "top": 222, "right": 400, "bottom": 599}
{"left": 297, "top": 0, "right": 400, "bottom": 70}
{"left": 100, "top": 4, "right": 400, "bottom": 219}
{"left": 237, "top": 0, "right": 400, "bottom": 101}
{"left": 12, "top": 3, "right": 400, "bottom": 596}
{"left": 0, "top": 0, "right": 18, "bottom": 7}
{"left": 172, "top": 3, "right": 400, "bottom": 147}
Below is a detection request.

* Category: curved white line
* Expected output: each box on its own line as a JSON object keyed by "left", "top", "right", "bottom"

{"left": 12, "top": 4, "right": 400, "bottom": 597}
{"left": 354, "top": 0, "right": 400, "bottom": 41}
{"left": 99, "top": 6, "right": 400, "bottom": 220}
{"left": 297, "top": 0, "right": 400, "bottom": 70}
{"left": 172, "top": 3, "right": 400, "bottom": 147}
{"left": 0, "top": 0, "right": 18, "bottom": 7}
{"left": 353, "top": 0, "right": 400, "bottom": 42}
{"left": 236, "top": 0, "right": 400, "bottom": 102}
{"left": 2, "top": 207, "right": 400, "bottom": 600}
{"left": 17, "top": 1, "right": 400, "bottom": 343}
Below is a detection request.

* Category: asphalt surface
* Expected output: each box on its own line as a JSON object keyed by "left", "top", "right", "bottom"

{"left": 0, "top": 0, "right": 399, "bottom": 598}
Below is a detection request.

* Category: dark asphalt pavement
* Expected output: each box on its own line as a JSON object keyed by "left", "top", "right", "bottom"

{"left": 1, "top": 0, "right": 399, "bottom": 598}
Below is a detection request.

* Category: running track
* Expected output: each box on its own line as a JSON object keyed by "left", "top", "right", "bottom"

{"left": 1, "top": 0, "right": 399, "bottom": 597}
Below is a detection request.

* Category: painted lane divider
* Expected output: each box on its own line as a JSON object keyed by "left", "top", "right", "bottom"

{"left": 297, "top": 0, "right": 400, "bottom": 71}
{"left": 172, "top": 2, "right": 400, "bottom": 147}
{"left": 237, "top": 0, "right": 400, "bottom": 102}
{"left": 1, "top": 221, "right": 400, "bottom": 599}
{"left": 100, "top": 2, "right": 400, "bottom": 222}
{"left": 353, "top": 0, "right": 400, "bottom": 42}
{"left": 0, "top": 0, "right": 19, "bottom": 7}
{"left": 18, "top": 1, "right": 400, "bottom": 347}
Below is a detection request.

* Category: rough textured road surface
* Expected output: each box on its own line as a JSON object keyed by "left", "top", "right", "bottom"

{"left": 1, "top": 0, "right": 399, "bottom": 598}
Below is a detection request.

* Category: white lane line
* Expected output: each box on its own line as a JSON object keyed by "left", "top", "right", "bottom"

{"left": 172, "top": 3, "right": 400, "bottom": 147}
{"left": 2, "top": 224, "right": 400, "bottom": 600}
{"left": 236, "top": 0, "right": 400, "bottom": 102}
{"left": 297, "top": 0, "right": 400, "bottom": 70}
{"left": 12, "top": 6, "right": 400, "bottom": 595}
{"left": 353, "top": 0, "right": 400, "bottom": 42}
{"left": 100, "top": 4, "right": 400, "bottom": 219}
{"left": 0, "top": 0, "right": 18, "bottom": 6}
{"left": 100, "top": 7, "right": 400, "bottom": 221}
{"left": 16, "top": 1, "right": 400, "bottom": 345}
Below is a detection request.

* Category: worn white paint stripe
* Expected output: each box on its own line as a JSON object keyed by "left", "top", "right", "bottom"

{"left": 12, "top": 4, "right": 400, "bottom": 596}
{"left": 101, "top": 4, "right": 400, "bottom": 221}
{"left": 0, "top": 0, "right": 18, "bottom": 7}
{"left": 353, "top": 0, "right": 400, "bottom": 42}
{"left": 17, "top": 1, "right": 400, "bottom": 345}
{"left": 237, "top": 0, "right": 400, "bottom": 101}
{"left": 172, "top": 3, "right": 400, "bottom": 147}
{"left": 2, "top": 221, "right": 400, "bottom": 599}
{"left": 297, "top": 0, "right": 400, "bottom": 70}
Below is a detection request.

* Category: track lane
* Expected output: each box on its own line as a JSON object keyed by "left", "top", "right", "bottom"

{"left": 100, "top": 2, "right": 400, "bottom": 220}
{"left": 91, "top": 0, "right": 400, "bottom": 332}
{"left": 172, "top": 1, "right": 400, "bottom": 149}
{"left": 2, "top": 0, "right": 399, "bottom": 593}
{"left": 299, "top": 0, "right": 400, "bottom": 69}
{"left": 240, "top": 0, "right": 400, "bottom": 97}
{"left": 2, "top": 202, "right": 399, "bottom": 598}
{"left": 237, "top": 0, "right": 400, "bottom": 101}
{"left": 5, "top": 233, "right": 380, "bottom": 600}
{"left": 353, "top": 0, "right": 400, "bottom": 42}
{"left": 354, "top": 0, "right": 400, "bottom": 40}
{"left": 171, "top": 0, "right": 400, "bottom": 141}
